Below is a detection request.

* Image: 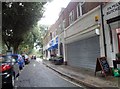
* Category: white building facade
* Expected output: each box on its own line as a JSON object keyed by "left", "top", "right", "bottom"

{"left": 63, "top": 6, "right": 105, "bottom": 69}
{"left": 103, "top": 1, "right": 120, "bottom": 67}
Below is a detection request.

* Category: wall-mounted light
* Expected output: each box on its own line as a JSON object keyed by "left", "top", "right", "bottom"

{"left": 95, "top": 28, "right": 100, "bottom": 35}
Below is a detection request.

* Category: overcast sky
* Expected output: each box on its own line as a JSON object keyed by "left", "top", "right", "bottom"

{"left": 38, "top": 0, "right": 71, "bottom": 26}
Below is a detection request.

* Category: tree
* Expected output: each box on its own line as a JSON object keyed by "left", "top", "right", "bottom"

{"left": 2, "top": 2, "right": 46, "bottom": 53}
{"left": 18, "top": 24, "right": 48, "bottom": 55}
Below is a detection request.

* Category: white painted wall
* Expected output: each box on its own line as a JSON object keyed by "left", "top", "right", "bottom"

{"left": 64, "top": 6, "right": 105, "bottom": 60}
{"left": 103, "top": 2, "right": 120, "bottom": 67}
{"left": 0, "top": 2, "right": 2, "bottom": 54}
{"left": 0, "top": 30, "right": 2, "bottom": 54}
{"left": 65, "top": 6, "right": 101, "bottom": 38}
{"left": 58, "top": 32, "right": 67, "bottom": 62}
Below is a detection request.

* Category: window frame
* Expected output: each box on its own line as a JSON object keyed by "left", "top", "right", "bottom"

{"left": 76, "top": 2, "right": 84, "bottom": 18}
{"left": 69, "top": 10, "right": 74, "bottom": 25}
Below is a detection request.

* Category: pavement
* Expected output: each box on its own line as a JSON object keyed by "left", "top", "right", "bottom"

{"left": 42, "top": 59, "right": 120, "bottom": 89}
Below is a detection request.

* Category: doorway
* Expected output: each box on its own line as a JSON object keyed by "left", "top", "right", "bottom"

{"left": 60, "top": 43, "right": 63, "bottom": 56}
{"left": 116, "top": 28, "right": 120, "bottom": 52}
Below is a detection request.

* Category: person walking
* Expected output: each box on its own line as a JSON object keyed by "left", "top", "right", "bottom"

{"left": 17, "top": 54, "right": 24, "bottom": 70}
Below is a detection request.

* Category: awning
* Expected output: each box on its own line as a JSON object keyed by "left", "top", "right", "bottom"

{"left": 48, "top": 46, "right": 52, "bottom": 50}
{"left": 48, "top": 43, "right": 58, "bottom": 50}
{"left": 53, "top": 43, "right": 58, "bottom": 49}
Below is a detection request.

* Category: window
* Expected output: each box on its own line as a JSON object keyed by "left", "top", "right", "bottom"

{"left": 59, "top": 24, "right": 61, "bottom": 31}
{"left": 52, "top": 32, "right": 54, "bottom": 38}
{"left": 76, "top": 2, "right": 84, "bottom": 18}
{"left": 60, "top": 19, "right": 66, "bottom": 31}
{"left": 54, "top": 31, "right": 56, "bottom": 37}
{"left": 69, "top": 10, "right": 74, "bottom": 25}
{"left": 56, "top": 29, "right": 58, "bottom": 35}
{"left": 59, "top": 24, "right": 62, "bottom": 31}
{"left": 63, "top": 19, "right": 66, "bottom": 29}
{"left": 54, "top": 29, "right": 57, "bottom": 37}
{"left": 50, "top": 32, "right": 52, "bottom": 40}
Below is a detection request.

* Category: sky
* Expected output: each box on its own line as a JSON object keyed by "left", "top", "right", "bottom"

{"left": 38, "top": 0, "right": 71, "bottom": 26}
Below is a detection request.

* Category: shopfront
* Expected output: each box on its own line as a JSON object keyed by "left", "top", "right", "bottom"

{"left": 103, "top": 1, "right": 120, "bottom": 67}
{"left": 48, "top": 36, "right": 58, "bottom": 57}
{"left": 66, "top": 35, "right": 100, "bottom": 69}
{"left": 64, "top": 6, "right": 102, "bottom": 69}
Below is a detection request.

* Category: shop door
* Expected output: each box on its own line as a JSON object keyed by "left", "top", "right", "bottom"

{"left": 116, "top": 28, "right": 120, "bottom": 52}
{"left": 117, "top": 34, "right": 120, "bottom": 52}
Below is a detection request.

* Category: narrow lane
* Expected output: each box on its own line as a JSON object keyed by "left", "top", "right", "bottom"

{"left": 15, "top": 59, "right": 83, "bottom": 88}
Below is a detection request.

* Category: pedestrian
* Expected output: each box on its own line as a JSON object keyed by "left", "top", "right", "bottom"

{"left": 17, "top": 54, "right": 24, "bottom": 70}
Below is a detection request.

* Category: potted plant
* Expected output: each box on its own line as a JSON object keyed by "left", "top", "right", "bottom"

{"left": 54, "top": 56, "right": 64, "bottom": 65}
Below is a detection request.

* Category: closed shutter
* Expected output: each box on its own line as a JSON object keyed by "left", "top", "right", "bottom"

{"left": 66, "top": 36, "right": 100, "bottom": 69}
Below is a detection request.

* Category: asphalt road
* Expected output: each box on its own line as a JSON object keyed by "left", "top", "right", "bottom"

{"left": 15, "top": 59, "right": 84, "bottom": 88}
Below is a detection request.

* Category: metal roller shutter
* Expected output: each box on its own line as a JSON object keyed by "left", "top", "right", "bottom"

{"left": 66, "top": 36, "right": 100, "bottom": 69}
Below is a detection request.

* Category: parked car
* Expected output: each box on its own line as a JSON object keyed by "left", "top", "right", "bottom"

{"left": 22, "top": 54, "right": 30, "bottom": 64}
{"left": 0, "top": 54, "right": 20, "bottom": 88}
{"left": 31, "top": 55, "right": 36, "bottom": 60}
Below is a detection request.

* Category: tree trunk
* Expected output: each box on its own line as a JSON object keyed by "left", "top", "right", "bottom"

{"left": 13, "top": 45, "right": 19, "bottom": 54}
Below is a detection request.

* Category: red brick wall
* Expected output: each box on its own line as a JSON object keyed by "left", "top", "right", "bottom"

{"left": 82, "top": 2, "right": 101, "bottom": 15}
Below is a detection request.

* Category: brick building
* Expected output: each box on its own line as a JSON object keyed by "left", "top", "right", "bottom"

{"left": 43, "top": 1, "right": 119, "bottom": 70}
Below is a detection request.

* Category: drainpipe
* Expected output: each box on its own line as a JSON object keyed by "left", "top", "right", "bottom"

{"left": 100, "top": 3, "right": 107, "bottom": 57}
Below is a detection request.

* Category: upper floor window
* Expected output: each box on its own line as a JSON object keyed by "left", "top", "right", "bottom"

{"left": 76, "top": 2, "right": 84, "bottom": 18}
{"left": 56, "top": 29, "right": 58, "bottom": 35}
{"left": 54, "top": 29, "right": 57, "bottom": 37}
{"left": 59, "top": 24, "right": 61, "bottom": 30}
{"left": 63, "top": 19, "right": 66, "bottom": 29}
{"left": 69, "top": 10, "right": 74, "bottom": 25}
{"left": 52, "top": 32, "right": 54, "bottom": 38}
{"left": 50, "top": 32, "right": 52, "bottom": 40}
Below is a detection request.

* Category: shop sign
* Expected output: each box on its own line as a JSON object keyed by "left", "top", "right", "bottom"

{"left": 106, "top": 1, "right": 120, "bottom": 15}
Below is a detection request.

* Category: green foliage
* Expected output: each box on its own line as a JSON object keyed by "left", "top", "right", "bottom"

{"left": 2, "top": 2, "right": 46, "bottom": 53}
{"left": 112, "top": 68, "right": 120, "bottom": 77}
{"left": 18, "top": 24, "right": 48, "bottom": 55}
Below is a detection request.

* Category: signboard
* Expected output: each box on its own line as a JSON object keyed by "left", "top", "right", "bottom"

{"left": 95, "top": 57, "right": 111, "bottom": 77}
{"left": 106, "top": 1, "right": 120, "bottom": 16}
{"left": 104, "top": 1, "right": 120, "bottom": 20}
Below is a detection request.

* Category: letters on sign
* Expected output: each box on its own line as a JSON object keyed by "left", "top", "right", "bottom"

{"left": 95, "top": 57, "right": 111, "bottom": 77}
